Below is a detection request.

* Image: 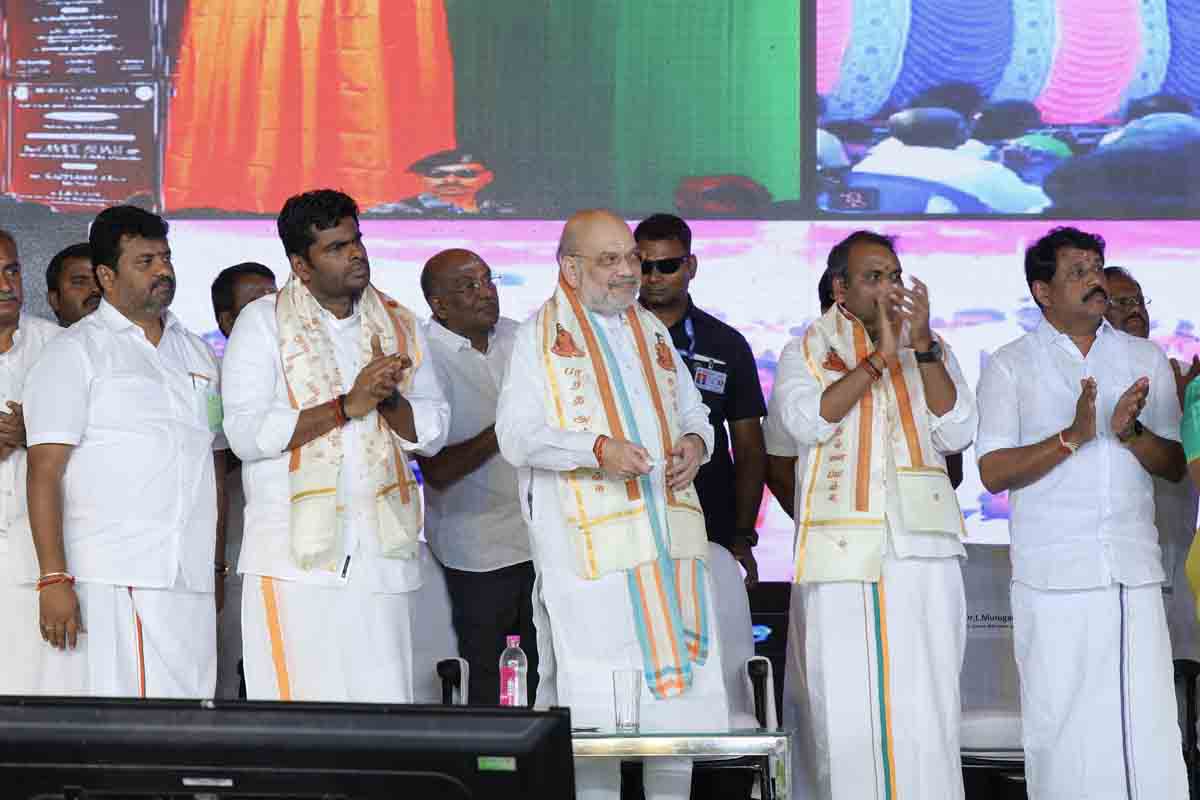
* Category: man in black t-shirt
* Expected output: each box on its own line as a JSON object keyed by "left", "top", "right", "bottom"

{"left": 635, "top": 214, "right": 767, "bottom": 585}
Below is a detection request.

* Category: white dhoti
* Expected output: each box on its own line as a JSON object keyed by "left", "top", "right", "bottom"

{"left": 0, "top": 552, "right": 42, "bottom": 694}
{"left": 790, "top": 554, "right": 965, "bottom": 800}
{"left": 537, "top": 561, "right": 721, "bottom": 800}
{"left": 241, "top": 572, "right": 414, "bottom": 702}
{"left": 536, "top": 559, "right": 728, "bottom": 732}
{"left": 1012, "top": 581, "right": 1187, "bottom": 799}
{"left": 38, "top": 578, "right": 216, "bottom": 698}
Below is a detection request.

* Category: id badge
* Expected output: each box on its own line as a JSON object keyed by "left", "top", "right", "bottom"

{"left": 206, "top": 391, "right": 223, "bottom": 433}
{"left": 694, "top": 366, "right": 727, "bottom": 394}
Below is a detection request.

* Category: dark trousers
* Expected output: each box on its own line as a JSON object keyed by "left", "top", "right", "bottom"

{"left": 442, "top": 560, "right": 539, "bottom": 705}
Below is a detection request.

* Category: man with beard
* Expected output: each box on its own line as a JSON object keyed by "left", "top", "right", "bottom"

{"left": 417, "top": 248, "right": 535, "bottom": 705}
{"left": 977, "top": 227, "right": 1188, "bottom": 798}
{"left": 210, "top": 262, "right": 278, "bottom": 700}
{"left": 222, "top": 189, "right": 448, "bottom": 702}
{"left": 496, "top": 209, "right": 726, "bottom": 799}
{"left": 772, "top": 230, "right": 975, "bottom": 800}
{"left": 0, "top": 229, "right": 62, "bottom": 693}
{"left": 1103, "top": 266, "right": 1200, "bottom": 664}
{"left": 634, "top": 213, "right": 766, "bottom": 586}
{"left": 24, "top": 206, "right": 226, "bottom": 697}
{"left": 45, "top": 243, "right": 100, "bottom": 327}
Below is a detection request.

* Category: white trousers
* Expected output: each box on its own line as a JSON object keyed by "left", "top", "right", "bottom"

{"left": 790, "top": 555, "right": 966, "bottom": 800}
{"left": 39, "top": 579, "right": 216, "bottom": 698}
{"left": 242, "top": 573, "right": 414, "bottom": 702}
{"left": 1012, "top": 581, "right": 1187, "bottom": 800}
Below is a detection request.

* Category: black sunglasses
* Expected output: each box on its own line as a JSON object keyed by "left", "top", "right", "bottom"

{"left": 641, "top": 256, "right": 688, "bottom": 275}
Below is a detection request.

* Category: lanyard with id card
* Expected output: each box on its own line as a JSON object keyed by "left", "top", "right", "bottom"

{"left": 681, "top": 315, "right": 729, "bottom": 395}
{"left": 691, "top": 354, "right": 728, "bottom": 395}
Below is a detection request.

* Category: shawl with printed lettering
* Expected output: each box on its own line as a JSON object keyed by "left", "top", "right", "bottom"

{"left": 276, "top": 277, "right": 423, "bottom": 572}
{"left": 794, "top": 304, "right": 965, "bottom": 584}
{"left": 536, "top": 278, "right": 709, "bottom": 699}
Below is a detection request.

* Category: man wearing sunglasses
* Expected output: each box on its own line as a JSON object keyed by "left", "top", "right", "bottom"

{"left": 1103, "top": 265, "right": 1200, "bottom": 666}
{"left": 634, "top": 213, "right": 767, "bottom": 587}
{"left": 367, "top": 148, "right": 515, "bottom": 217}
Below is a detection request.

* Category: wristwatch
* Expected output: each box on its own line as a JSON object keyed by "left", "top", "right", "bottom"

{"left": 735, "top": 528, "right": 759, "bottom": 547}
{"left": 913, "top": 340, "right": 943, "bottom": 364}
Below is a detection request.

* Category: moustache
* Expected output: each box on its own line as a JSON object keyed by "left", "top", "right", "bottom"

{"left": 0, "top": 293, "right": 18, "bottom": 302}
{"left": 1084, "top": 287, "right": 1108, "bottom": 303}
{"left": 610, "top": 279, "right": 639, "bottom": 290}
{"left": 1125, "top": 312, "right": 1147, "bottom": 325}
{"left": 152, "top": 276, "right": 175, "bottom": 290}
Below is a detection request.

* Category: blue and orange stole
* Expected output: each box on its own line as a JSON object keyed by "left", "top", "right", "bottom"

{"left": 537, "top": 279, "right": 710, "bottom": 699}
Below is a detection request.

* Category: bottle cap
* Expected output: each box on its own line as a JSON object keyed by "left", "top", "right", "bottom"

{"left": 506, "top": 635, "right": 520, "bottom": 648}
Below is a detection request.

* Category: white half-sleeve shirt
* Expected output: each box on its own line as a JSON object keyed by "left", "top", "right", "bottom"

{"left": 422, "top": 317, "right": 529, "bottom": 572}
{"left": 23, "top": 300, "right": 225, "bottom": 591}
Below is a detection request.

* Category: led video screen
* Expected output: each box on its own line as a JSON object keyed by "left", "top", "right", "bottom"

{"left": 814, "top": 0, "right": 1200, "bottom": 217}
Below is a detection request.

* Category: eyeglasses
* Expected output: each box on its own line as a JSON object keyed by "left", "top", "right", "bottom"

{"left": 567, "top": 250, "right": 643, "bottom": 269}
{"left": 447, "top": 275, "right": 497, "bottom": 294}
{"left": 426, "top": 168, "right": 481, "bottom": 179}
{"left": 641, "top": 256, "right": 688, "bottom": 276}
{"left": 1108, "top": 296, "right": 1152, "bottom": 309}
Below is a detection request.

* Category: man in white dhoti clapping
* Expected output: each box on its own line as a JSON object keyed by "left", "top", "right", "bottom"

{"left": 771, "top": 230, "right": 975, "bottom": 799}
{"left": 977, "top": 226, "right": 1187, "bottom": 798}
{"left": 496, "top": 209, "right": 728, "bottom": 800}
{"left": 221, "top": 189, "right": 448, "bottom": 702}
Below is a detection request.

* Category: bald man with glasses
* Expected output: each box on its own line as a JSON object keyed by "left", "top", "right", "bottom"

{"left": 635, "top": 213, "right": 767, "bottom": 586}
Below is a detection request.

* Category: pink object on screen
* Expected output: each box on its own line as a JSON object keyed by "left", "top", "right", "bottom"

{"left": 816, "top": 0, "right": 854, "bottom": 95}
{"left": 1036, "top": 0, "right": 1141, "bottom": 123}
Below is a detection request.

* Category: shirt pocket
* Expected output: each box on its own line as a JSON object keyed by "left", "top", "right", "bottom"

{"left": 186, "top": 371, "right": 221, "bottom": 434}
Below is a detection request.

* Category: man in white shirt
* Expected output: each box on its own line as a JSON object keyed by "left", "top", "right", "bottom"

{"left": 417, "top": 248, "right": 534, "bottom": 705}
{"left": 496, "top": 209, "right": 726, "bottom": 800}
{"left": 772, "top": 231, "right": 975, "bottom": 800}
{"left": 0, "top": 229, "right": 61, "bottom": 694}
{"left": 1103, "top": 265, "right": 1200, "bottom": 663}
{"left": 25, "top": 206, "right": 226, "bottom": 698}
{"left": 976, "top": 226, "right": 1188, "bottom": 798}
{"left": 210, "top": 261, "right": 278, "bottom": 699}
{"left": 222, "top": 189, "right": 448, "bottom": 703}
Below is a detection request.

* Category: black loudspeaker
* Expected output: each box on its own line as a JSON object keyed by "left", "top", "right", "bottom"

{"left": 748, "top": 581, "right": 791, "bottom": 718}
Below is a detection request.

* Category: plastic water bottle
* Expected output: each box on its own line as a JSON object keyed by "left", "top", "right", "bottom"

{"left": 498, "top": 635, "right": 528, "bottom": 707}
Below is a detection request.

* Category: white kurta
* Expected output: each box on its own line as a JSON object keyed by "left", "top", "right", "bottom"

{"left": 496, "top": 309, "right": 728, "bottom": 732}
{"left": 222, "top": 293, "right": 448, "bottom": 702}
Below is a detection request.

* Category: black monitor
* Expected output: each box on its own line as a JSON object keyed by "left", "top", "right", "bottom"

{"left": 0, "top": 697, "right": 574, "bottom": 798}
